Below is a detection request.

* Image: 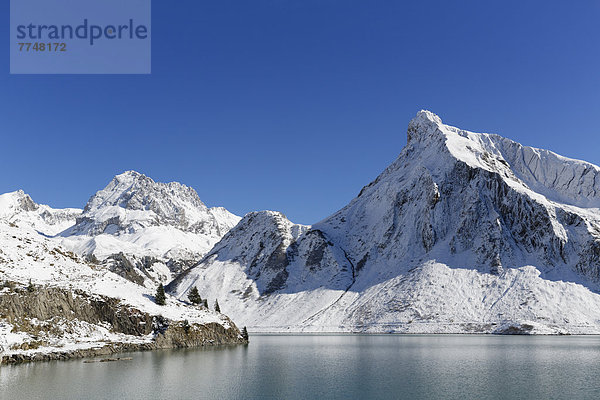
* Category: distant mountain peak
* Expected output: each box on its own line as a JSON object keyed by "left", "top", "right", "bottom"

{"left": 414, "top": 109, "right": 443, "bottom": 125}
{"left": 59, "top": 172, "right": 241, "bottom": 283}
{"left": 75, "top": 171, "right": 240, "bottom": 235}
{"left": 116, "top": 170, "right": 143, "bottom": 178}
{"left": 83, "top": 171, "right": 205, "bottom": 215}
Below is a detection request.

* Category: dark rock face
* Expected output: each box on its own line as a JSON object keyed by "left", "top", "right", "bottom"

{"left": 105, "top": 253, "right": 147, "bottom": 286}
{"left": 154, "top": 321, "right": 246, "bottom": 348}
{"left": 0, "top": 287, "right": 153, "bottom": 336}
{"left": 494, "top": 324, "right": 535, "bottom": 335}
{"left": 102, "top": 253, "right": 198, "bottom": 286}
{"left": 304, "top": 230, "right": 331, "bottom": 270}
{"left": 1, "top": 343, "right": 155, "bottom": 364}
{"left": 17, "top": 194, "right": 39, "bottom": 212}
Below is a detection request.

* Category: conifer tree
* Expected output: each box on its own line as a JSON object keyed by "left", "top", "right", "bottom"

{"left": 27, "top": 279, "right": 35, "bottom": 293}
{"left": 155, "top": 283, "right": 166, "bottom": 305}
{"left": 214, "top": 299, "right": 221, "bottom": 313}
{"left": 241, "top": 326, "right": 249, "bottom": 342}
{"left": 188, "top": 286, "right": 202, "bottom": 305}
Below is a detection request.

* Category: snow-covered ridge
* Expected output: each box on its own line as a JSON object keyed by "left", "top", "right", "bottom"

{"left": 408, "top": 110, "right": 600, "bottom": 209}
{"left": 0, "top": 190, "right": 81, "bottom": 236}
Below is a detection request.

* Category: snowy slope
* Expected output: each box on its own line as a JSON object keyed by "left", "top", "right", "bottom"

{"left": 170, "top": 111, "right": 600, "bottom": 334}
{"left": 57, "top": 171, "right": 241, "bottom": 285}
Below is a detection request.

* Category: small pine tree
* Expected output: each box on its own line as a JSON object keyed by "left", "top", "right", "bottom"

{"left": 155, "top": 283, "right": 166, "bottom": 306}
{"left": 490, "top": 254, "right": 503, "bottom": 275}
{"left": 214, "top": 299, "right": 221, "bottom": 313}
{"left": 188, "top": 286, "right": 202, "bottom": 305}
{"left": 202, "top": 299, "right": 208, "bottom": 308}
{"left": 27, "top": 279, "right": 35, "bottom": 293}
{"left": 241, "top": 326, "right": 249, "bottom": 342}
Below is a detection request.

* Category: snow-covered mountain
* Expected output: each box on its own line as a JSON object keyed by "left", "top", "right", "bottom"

{"left": 58, "top": 171, "right": 241, "bottom": 285}
{"left": 0, "top": 190, "right": 81, "bottom": 236}
{"left": 170, "top": 111, "right": 600, "bottom": 334}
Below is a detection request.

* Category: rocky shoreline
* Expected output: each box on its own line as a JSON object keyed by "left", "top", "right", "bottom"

{"left": 0, "top": 286, "right": 248, "bottom": 365}
{"left": 1, "top": 323, "right": 247, "bottom": 365}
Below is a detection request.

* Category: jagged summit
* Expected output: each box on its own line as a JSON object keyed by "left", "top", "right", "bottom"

{"left": 405, "top": 111, "right": 600, "bottom": 209}
{"left": 416, "top": 109, "right": 442, "bottom": 124}
{"left": 57, "top": 171, "right": 241, "bottom": 286}
{"left": 84, "top": 170, "right": 206, "bottom": 217}
{"left": 71, "top": 171, "right": 239, "bottom": 237}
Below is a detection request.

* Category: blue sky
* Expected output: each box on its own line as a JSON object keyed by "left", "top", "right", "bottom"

{"left": 2, "top": 0, "right": 599, "bottom": 224}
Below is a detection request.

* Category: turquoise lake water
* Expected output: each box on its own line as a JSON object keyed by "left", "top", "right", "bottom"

{"left": 2, "top": 334, "right": 600, "bottom": 399}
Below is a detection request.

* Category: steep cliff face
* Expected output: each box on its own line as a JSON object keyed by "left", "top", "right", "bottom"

{"left": 170, "top": 111, "right": 600, "bottom": 334}
{"left": 172, "top": 211, "right": 352, "bottom": 294}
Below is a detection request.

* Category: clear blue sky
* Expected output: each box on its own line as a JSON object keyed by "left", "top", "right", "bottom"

{"left": 2, "top": 0, "right": 599, "bottom": 224}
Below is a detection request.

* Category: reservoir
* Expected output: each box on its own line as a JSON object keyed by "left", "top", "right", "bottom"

{"left": 2, "top": 334, "right": 600, "bottom": 399}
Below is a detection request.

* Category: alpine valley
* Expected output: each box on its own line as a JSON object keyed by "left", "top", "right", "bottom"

{"left": 3, "top": 111, "right": 600, "bottom": 363}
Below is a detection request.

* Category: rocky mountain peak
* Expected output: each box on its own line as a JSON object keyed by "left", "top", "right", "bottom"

{"left": 14, "top": 190, "right": 39, "bottom": 212}
{"left": 83, "top": 171, "right": 206, "bottom": 216}
{"left": 73, "top": 170, "right": 240, "bottom": 235}
{"left": 406, "top": 110, "right": 444, "bottom": 144}
{"left": 60, "top": 172, "right": 241, "bottom": 279}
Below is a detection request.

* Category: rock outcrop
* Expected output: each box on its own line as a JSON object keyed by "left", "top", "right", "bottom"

{"left": 0, "top": 285, "right": 246, "bottom": 365}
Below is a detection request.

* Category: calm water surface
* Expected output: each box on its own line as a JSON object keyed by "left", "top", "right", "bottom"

{"left": 2, "top": 334, "right": 600, "bottom": 399}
